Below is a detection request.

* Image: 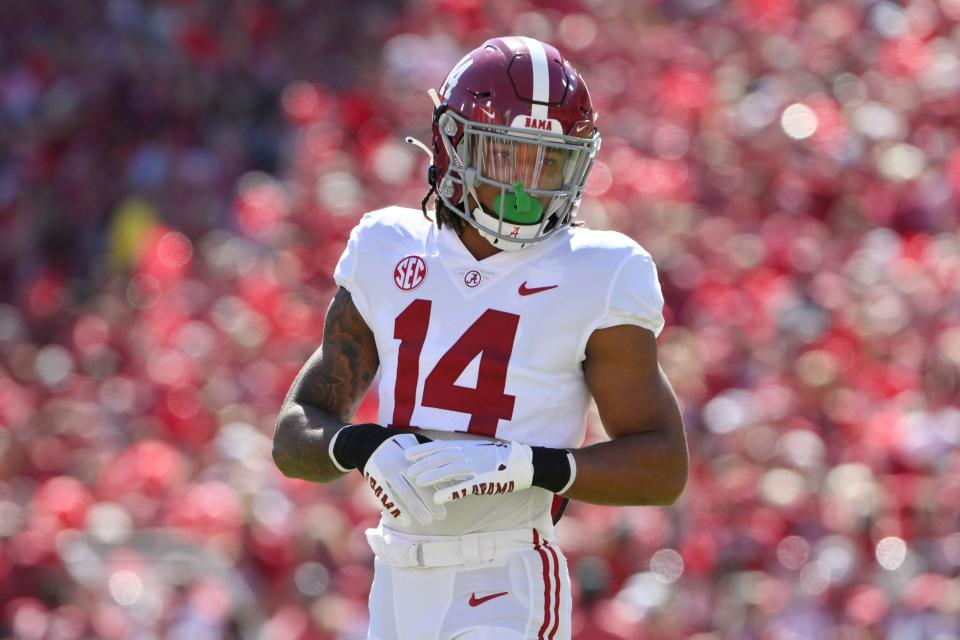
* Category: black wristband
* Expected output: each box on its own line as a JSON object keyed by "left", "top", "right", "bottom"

{"left": 531, "top": 446, "right": 572, "bottom": 493}
{"left": 331, "top": 424, "right": 392, "bottom": 473}
{"left": 331, "top": 424, "right": 429, "bottom": 473}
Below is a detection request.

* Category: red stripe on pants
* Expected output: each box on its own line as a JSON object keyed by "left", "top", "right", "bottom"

{"left": 533, "top": 529, "right": 552, "bottom": 639}
{"left": 544, "top": 540, "right": 561, "bottom": 639}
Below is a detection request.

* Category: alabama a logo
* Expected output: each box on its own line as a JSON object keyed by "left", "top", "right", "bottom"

{"left": 394, "top": 255, "right": 427, "bottom": 291}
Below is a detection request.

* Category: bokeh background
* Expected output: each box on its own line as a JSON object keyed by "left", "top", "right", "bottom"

{"left": 2, "top": 0, "right": 960, "bottom": 638}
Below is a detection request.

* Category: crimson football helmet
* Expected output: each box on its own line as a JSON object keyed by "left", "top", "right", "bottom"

{"left": 423, "top": 36, "right": 601, "bottom": 250}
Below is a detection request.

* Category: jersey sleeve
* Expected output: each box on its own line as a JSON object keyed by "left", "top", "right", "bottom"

{"left": 577, "top": 250, "right": 665, "bottom": 362}
{"left": 332, "top": 220, "right": 374, "bottom": 324}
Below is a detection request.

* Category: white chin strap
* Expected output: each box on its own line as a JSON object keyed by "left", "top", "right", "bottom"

{"left": 470, "top": 204, "right": 541, "bottom": 252}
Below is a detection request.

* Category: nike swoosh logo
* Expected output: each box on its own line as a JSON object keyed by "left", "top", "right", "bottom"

{"left": 518, "top": 282, "right": 559, "bottom": 296}
{"left": 469, "top": 591, "right": 509, "bottom": 607}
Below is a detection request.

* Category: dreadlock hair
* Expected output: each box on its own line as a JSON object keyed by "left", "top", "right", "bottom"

{"left": 420, "top": 186, "right": 465, "bottom": 233}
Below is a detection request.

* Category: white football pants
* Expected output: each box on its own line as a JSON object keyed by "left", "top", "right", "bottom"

{"left": 365, "top": 525, "right": 571, "bottom": 640}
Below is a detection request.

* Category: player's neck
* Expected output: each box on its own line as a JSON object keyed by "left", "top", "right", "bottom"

{"left": 457, "top": 224, "right": 503, "bottom": 261}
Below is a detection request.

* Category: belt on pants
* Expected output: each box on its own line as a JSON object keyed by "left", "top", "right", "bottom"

{"left": 365, "top": 524, "right": 542, "bottom": 570}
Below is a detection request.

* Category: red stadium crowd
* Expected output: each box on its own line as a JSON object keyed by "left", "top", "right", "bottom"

{"left": 2, "top": 1, "right": 959, "bottom": 638}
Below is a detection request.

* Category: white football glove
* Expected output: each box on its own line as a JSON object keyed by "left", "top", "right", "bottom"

{"left": 362, "top": 434, "right": 470, "bottom": 527}
{"left": 404, "top": 439, "right": 535, "bottom": 506}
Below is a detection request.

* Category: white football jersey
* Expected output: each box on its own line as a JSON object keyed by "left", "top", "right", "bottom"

{"left": 334, "top": 207, "right": 664, "bottom": 536}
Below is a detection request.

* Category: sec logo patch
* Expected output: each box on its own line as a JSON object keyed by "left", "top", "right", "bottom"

{"left": 394, "top": 255, "right": 426, "bottom": 291}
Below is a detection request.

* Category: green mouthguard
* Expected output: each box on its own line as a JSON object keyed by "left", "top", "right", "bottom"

{"left": 493, "top": 181, "right": 543, "bottom": 225}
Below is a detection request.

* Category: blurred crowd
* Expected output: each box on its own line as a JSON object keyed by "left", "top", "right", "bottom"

{"left": 2, "top": 0, "right": 960, "bottom": 638}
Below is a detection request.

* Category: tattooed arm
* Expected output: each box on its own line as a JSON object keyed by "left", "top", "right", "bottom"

{"left": 272, "top": 287, "right": 380, "bottom": 483}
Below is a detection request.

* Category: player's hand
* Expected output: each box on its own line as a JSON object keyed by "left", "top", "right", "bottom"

{"left": 405, "top": 439, "right": 535, "bottom": 506}
{"left": 362, "top": 433, "right": 461, "bottom": 527}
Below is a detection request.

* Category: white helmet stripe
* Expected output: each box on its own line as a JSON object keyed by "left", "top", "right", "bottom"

{"left": 517, "top": 36, "right": 550, "bottom": 120}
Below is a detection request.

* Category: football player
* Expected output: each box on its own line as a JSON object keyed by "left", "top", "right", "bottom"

{"left": 273, "top": 36, "right": 688, "bottom": 640}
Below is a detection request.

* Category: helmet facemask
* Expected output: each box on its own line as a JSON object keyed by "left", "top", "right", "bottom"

{"left": 435, "top": 109, "right": 600, "bottom": 251}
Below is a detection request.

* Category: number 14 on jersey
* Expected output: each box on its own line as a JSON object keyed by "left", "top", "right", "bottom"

{"left": 390, "top": 299, "right": 520, "bottom": 438}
